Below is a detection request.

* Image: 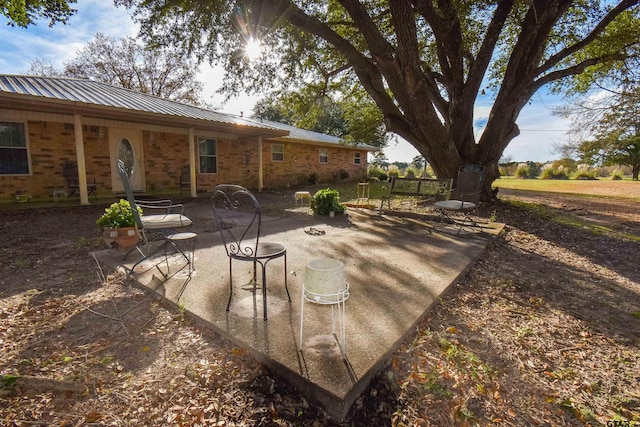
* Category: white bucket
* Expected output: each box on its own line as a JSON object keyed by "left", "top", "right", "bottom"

{"left": 304, "top": 258, "right": 346, "bottom": 302}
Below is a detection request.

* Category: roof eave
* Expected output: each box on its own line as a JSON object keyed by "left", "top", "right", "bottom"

{"left": 0, "top": 93, "right": 289, "bottom": 139}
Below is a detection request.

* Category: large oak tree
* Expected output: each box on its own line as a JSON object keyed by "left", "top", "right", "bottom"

{"left": 115, "top": 0, "right": 639, "bottom": 199}
{"left": 11, "top": 0, "right": 639, "bottom": 198}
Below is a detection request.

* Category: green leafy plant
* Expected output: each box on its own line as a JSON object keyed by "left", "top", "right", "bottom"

{"left": 311, "top": 188, "right": 346, "bottom": 216}
{"left": 96, "top": 199, "right": 142, "bottom": 229}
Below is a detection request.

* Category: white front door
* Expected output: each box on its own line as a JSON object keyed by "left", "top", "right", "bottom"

{"left": 109, "top": 128, "right": 145, "bottom": 192}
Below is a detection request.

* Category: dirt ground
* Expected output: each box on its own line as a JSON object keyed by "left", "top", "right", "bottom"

{"left": 0, "top": 188, "right": 638, "bottom": 426}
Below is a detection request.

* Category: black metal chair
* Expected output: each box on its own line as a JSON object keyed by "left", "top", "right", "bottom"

{"left": 117, "top": 160, "right": 193, "bottom": 273}
{"left": 211, "top": 184, "right": 290, "bottom": 321}
{"left": 62, "top": 162, "right": 97, "bottom": 199}
{"left": 434, "top": 165, "right": 485, "bottom": 233}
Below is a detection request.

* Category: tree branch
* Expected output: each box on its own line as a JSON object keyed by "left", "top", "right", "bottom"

{"left": 538, "top": 0, "right": 639, "bottom": 75}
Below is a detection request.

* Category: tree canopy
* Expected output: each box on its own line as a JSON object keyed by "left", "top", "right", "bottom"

{"left": 1, "top": 0, "right": 76, "bottom": 27}
{"left": 113, "top": 0, "right": 639, "bottom": 199}
{"left": 26, "top": 33, "right": 204, "bottom": 106}
{"left": 14, "top": 0, "right": 640, "bottom": 198}
{"left": 555, "top": 84, "right": 640, "bottom": 179}
{"left": 253, "top": 87, "right": 388, "bottom": 147}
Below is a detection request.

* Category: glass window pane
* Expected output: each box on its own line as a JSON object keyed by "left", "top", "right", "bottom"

{"left": 0, "top": 122, "right": 26, "bottom": 148}
{"left": 198, "top": 138, "right": 217, "bottom": 174}
{"left": 0, "top": 148, "right": 29, "bottom": 174}
{"left": 199, "top": 156, "right": 217, "bottom": 174}
{"left": 199, "top": 139, "right": 216, "bottom": 156}
{"left": 0, "top": 122, "right": 29, "bottom": 174}
{"left": 272, "top": 144, "right": 284, "bottom": 161}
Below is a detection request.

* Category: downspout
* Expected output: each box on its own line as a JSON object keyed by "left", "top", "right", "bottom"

{"left": 258, "top": 135, "right": 263, "bottom": 191}
{"left": 188, "top": 127, "right": 197, "bottom": 198}
{"left": 73, "top": 114, "right": 89, "bottom": 205}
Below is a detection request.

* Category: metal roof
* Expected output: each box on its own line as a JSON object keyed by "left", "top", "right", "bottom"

{"left": 0, "top": 74, "right": 281, "bottom": 133}
{"left": 0, "top": 75, "right": 380, "bottom": 149}
{"left": 242, "top": 117, "right": 379, "bottom": 151}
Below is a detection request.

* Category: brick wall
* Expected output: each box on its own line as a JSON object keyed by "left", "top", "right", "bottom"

{"left": 262, "top": 141, "right": 368, "bottom": 188}
{"left": 0, "top": 120, "right": 369, "bottom": 202}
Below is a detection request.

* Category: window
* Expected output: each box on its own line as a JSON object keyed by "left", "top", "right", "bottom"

{"left": 0, "top": 121, "right": 29, "bottom": 175}
{"left": 319, "top": 148, "right": 328, "bottom": 164}
{"left": 271, "top": 144, "right": 284, "bottom": 162}
{"left": 354, "top": 152, "right": 362, "bottom": 165}
{"left": 198, "top": 138, "right": 217, "bottom": 174}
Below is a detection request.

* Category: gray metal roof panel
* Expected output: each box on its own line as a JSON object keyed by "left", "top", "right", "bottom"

{"left": 0, "top": 75, "right": 282, "bottom": 131}
{"left": 243, "top": 117, "right": 379, "bottom": 150}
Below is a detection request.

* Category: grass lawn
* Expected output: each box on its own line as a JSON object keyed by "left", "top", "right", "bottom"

{"left": 494, "top": 176, "right": 639, "bottom": 200}
{"left": 324, "top": 177, "right": 639, "bottom": 204}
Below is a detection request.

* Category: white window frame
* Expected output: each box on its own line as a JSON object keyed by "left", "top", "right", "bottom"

{"left": 354, "top": 152, "right": 362, "bottom": 165}
{"left": 319, "top": 148, "right": 328, "bottom": 164}
{"left": 271, "top": 143, "right": 284, "bottom": 162}
{"left": 0, "top": 121, "right": 31, "bottom": 176}
{"left": 198, "top": 138, "right": 218, "bottom": 174}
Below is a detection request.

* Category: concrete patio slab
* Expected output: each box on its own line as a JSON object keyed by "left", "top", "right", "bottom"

{"left": 94, "top": 205, "right": 503, "bottom": 420}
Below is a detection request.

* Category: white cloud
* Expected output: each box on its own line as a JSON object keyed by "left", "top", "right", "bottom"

{"left": 0, "top": 1, "right": 137, "bottom": 73}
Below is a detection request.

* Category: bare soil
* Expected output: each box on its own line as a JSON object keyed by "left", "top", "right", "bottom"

{"left": 0, "top": 189, "right": 638, "bottom": 426}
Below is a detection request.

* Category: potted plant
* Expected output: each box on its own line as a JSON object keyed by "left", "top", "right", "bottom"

{"left": 96, "top": 199, "right": 142, "bottom": 250}
{"left": 311, "top": 188, "right": 346, "bottom": 216}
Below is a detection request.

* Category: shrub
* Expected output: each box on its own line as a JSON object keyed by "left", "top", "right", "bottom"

{"left": 405, "top": 166, "right": 421, "bottom": 178}
{"left": 388, "top": 169, "right": 399, "bottom": 179}
{"left": 339, "top": 169, "right": 349, "bottom": 180}
{"left": 611, "top": 170, "right": 624, "bottom": 180}
{"left": 311, "top": 188, "right": 346, "bottom": 216}
{"left": 540, "top": 167, "right": 568, "bottom": 180}
{"left": 377, "top": 171, "right": 388, "bottom": 181}
{"left": 514, "top": 164, "right": 531, "bottom": 179}
{"left": 96, "top": 199, "right": 142, "bottom": 229}
{"left": 308, "top": 172, "right": 319, "bottom": 184}
{"left": 572, "top": 170, "right": 598, "bottom": 180}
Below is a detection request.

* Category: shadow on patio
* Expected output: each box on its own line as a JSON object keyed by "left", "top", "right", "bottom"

{"left": 93, "top": 204, "right": 503, "bottom": 420}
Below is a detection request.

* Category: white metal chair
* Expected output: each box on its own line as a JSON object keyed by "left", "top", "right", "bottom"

{"left": 434, "top": 165, "right": 485, "bottom": 233}
{"left": 117, "top": 160, "right": 193, "bottom": 273}
{"left": 211, "top": 184, "right": 290, "bottom": 321}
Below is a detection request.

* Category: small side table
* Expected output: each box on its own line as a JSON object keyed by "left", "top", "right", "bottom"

{"left": 294, "top": 191, "right": 312, "bottom": 208}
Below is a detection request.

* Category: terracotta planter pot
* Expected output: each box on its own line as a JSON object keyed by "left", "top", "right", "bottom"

{"left": 103, "top": 227, "right": 140, "bottom": 251}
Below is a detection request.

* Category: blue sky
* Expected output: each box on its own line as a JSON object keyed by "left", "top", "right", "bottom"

{"left": 0, "top": 1, "right": 571, "bottom": 163}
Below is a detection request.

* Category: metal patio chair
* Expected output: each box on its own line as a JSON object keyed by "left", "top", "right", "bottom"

{"left": 433, "top": 165, "right": 485, "bottom": 233}
{"left": 62, "top": 162, "right": 97, "bottom": 199}
{"left": 211, "top": 184, "right": 291, "bottom": 321}
{"left": 117, "top": 160, "right": 193, "bottom": 273}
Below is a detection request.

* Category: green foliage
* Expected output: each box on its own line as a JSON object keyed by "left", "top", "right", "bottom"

{"left": 514, "top": 165, "right": 532, "bottom": 179}
{"left": 1, "top": 0, "right": 76, "bottom": 27}
{"left": 1, "top": 374, "right": 19, "bottom": 394}
{"left": 611, "top": 170, "right": 625, "bottom": 180}
{"left": 117, "top": 0, "right": 639, "bottom": 187}
{"left": 367, "top": 166, "right": 388, "bottom": 181}
{"left": 572, "top": 169, "right": 598, "bottom": 180}
{"left": 540, "top": 167, "right": 569, "bottom": 180}
{"left": 96, "top": 199, "right": 142, "bottom": 229}
{"left": 404, "top": 167, "right": 417, "bottom": 178}
{"left": 253, "top": 87, "right": 388, "bottom": 148}
{"left": 311, "top": 188, "right": 346, "bottom": 216}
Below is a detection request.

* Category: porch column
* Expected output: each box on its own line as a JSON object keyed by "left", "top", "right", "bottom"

{"left": 73, "top": 114, "right": 89, "bottom": 205}
{"left": 188, "top": 127, "right": 197, "bottom": 198}
{"left": 258, "top": 135, "right": 263, "bottom": 191}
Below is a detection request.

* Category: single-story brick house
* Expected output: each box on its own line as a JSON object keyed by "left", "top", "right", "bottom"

{"left": 0, "top": 75, "right": 377, "bottom": 204}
